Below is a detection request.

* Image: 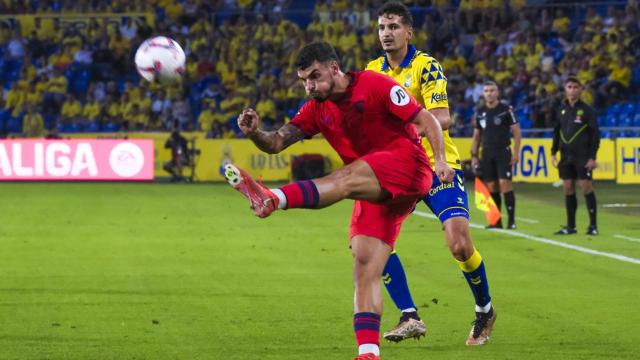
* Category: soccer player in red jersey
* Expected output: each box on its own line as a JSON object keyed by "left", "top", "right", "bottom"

{"left": 223, "top": 42, "right": 454, "bottom": 360}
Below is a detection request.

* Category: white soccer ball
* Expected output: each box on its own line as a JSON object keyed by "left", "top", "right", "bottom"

{"left": 135, "top": 36, "right": 186, "bottom": 84}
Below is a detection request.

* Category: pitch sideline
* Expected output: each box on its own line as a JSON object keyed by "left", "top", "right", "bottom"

{"left": 412, "top": 210, "right": 640, "bottom": 265}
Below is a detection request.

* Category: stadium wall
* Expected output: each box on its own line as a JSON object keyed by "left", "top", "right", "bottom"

{"left": 63, "top": 134, "right": 638, "bottom": 184}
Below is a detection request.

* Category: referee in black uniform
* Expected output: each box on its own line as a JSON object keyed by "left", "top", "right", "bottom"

{"left": 551, "top": 76, "right": 600, "bottom": 235}
{"left": 471, "top": 81, "right": 521, "bottom": 229}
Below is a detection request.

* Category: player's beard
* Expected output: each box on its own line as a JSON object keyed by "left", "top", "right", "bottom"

{"left": 310, "top": 78, "right": 335, "bottom": 102}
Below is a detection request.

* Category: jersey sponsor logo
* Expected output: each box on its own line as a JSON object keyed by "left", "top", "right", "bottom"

{"left": 390, "top": 85, "right": 410, "bottom": 106}
{"left": 428, "top": 181, "right": 455, "bottom": 196}
{"left": 431, "top": 92, "right": 448, "bottom": 103}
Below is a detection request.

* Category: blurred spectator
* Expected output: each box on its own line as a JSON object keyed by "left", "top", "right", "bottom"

{"left": 59, "top": 94, "right": 82, "bottom": 125}
{"left": 171, "top": 93, "right": 191, "bottom": 130}
{"left": 23, "top": 104, "right": 44, "bottom": 137}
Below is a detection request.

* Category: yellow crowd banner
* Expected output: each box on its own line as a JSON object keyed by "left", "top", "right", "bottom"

{"left": 616, "top": 138, "right": 640, "bottom": 184}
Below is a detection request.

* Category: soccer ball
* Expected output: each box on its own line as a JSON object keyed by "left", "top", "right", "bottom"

{"left": 135, "top": 36, "right": 186, "bottom": 84}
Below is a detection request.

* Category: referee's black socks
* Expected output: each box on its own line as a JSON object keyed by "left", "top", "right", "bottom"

{"left": 504, "top": 191, "right": 515, "bottom": 226}
{"left": 585, "top": 192, "right": 597, "bottom": 227}
{"left": 491, "top": 192, "right": 503, "bottom": 227}
{"left": 566, "top": 194, "right": 577, "bottom": 229}
{"left": 490, "top": 192, "right": 502, "bottom": 211}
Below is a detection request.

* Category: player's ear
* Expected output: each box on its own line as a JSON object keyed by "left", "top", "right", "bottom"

{"left": 407, "top": 26, "right": 413, "bottom": 40}
{"left": 329, "top": 60, "right": 339, "bottom": 75}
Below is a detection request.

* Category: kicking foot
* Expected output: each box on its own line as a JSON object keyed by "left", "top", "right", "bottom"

{"left": 224, "top": 164, "right": 278, "bottom": 218}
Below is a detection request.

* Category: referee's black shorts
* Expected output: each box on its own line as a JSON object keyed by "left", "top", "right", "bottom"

{"left": 558, "top": 156, "right": 593, "bottom": 180}
{"left": 480, "top": 148, "right": 512, "bottom": 181}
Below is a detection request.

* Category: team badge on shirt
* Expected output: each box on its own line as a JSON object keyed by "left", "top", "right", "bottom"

{"left": 404, "top": 74, "right": 412, "bottom": 87}
{"left": 390, "top": 85, "right": 410, "bottom": 106}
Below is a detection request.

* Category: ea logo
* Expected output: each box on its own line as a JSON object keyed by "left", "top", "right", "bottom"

{"left": 109, "top": 142, "right": 145, "bottom": 177}
{"left": 390, "top": 85, "right": 410, "bottom": 106}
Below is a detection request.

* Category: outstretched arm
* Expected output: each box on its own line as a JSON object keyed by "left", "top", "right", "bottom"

{"left": 238, "top": 108, "right": 305, "bottom": 154}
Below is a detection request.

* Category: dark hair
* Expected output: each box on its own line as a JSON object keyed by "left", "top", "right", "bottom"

{"left": 565, "top": 75, "right": 582, "bottom": 86}
{"left": 483, "top": 80, "right": 498, "bottom": 88}
{"left": 294, "top": 42, "right": 339, "bottom": 70}
{"left": 377, "top": 1, "right": 414, "bottom": 27}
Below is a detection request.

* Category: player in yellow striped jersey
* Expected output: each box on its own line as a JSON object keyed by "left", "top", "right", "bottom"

{"left": 365, "top": 2, "right": 496, "bottom": 346}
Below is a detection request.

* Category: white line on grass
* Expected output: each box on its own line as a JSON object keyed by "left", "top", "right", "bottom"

{"left": 412, "top": 210, "right": 640, "bottom": 265}
{"left": 516, "top": 217, "right": 539, "bottom": 224}
{"left": 614, "top": 234, "right": 640, "bottom": 243}
{"left": 602, "top": 203, "right": 640, "bottom": 208}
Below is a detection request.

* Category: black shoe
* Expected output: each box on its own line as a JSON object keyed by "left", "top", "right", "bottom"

{"left": 586, "top": 226, "right": 598, "bottom": 235}
{"left": 507, "top": 223, "right": 516, "bottom": 230}
{"left": 485, "top": 221, "right": 503, "bottom": 229}
{"left": 554, "top": 226, "right": 577, "bottom": 235}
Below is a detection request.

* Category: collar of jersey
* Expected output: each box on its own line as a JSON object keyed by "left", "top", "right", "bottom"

{"left": 382, "top": 44, "right": 417, "bottom": 71}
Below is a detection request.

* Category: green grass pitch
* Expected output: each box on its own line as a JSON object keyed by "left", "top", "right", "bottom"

{"left": 0, "top": 181, "right": 638, "bottom": 359}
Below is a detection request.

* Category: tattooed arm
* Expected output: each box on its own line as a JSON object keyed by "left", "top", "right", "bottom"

{"left": 238, "top": 108, "right": 305, "bottom": 154}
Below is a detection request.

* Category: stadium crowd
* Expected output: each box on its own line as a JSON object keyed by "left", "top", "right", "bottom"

{"left": 1, "top": 0, "right": 639, "bottom": 138}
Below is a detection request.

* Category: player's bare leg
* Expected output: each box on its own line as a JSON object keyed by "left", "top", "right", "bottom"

{"left": 312, "top": 160, "right": 387, "bottom": 206}
{"left": 351, "top": 235, "right": 391, "bottom": 358}
{"left": 224, "top": 160, "right": 386, "bottom": 217}
{"left": 443, "top": 217, "right": 496, "bottom": 346}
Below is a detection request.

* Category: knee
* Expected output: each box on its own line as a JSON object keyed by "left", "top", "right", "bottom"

{"left": 446, "top": 228, "right": 473, "bottom": 260}
{"left": 450, "top": 241, "right": 472, "bottom": 261}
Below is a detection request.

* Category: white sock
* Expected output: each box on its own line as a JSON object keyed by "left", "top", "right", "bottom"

{"left": 401, "top": 307, "right": 417, "bottom": 313}
{"left": 475, "top": 302, "right": 492, "bottom": 313}
{"left": 271, "top": 188, "right": 287, "bottom": 209}
{"left": 358, "top": 344, "right": 380, "bottom": 356}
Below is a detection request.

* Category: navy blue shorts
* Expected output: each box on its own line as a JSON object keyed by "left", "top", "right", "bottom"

{"left": 423, "top": 169, "right": 470, "bottom": 223}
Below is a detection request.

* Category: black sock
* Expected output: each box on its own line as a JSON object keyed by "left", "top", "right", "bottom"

{"left": 566, "top": 194, "right": 577, "bottom": 229}
{"left": 490, "top": 192, "right": 503, "bottom": 226}
{"left": 504, "top": 191, "right": 515, "bottom": 225}
{"left": 585, "top": 192, "right": 597, "bottom": 227}
{"left": 490, "top": 192, "right": 502, "bottom": 211}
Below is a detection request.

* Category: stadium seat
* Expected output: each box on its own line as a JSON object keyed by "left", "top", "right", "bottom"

{"left": 631, "top": 65, "right": 640, "bottom": 88}
{"left": 103, "top": 122, "right": 120, "bottom": 132}
{"left": 607, "top": 103, "right": 622, "bottom": 116}
{"left": 43, "top": 114, "right": 56, "bottom": 130}
{"left": 633, "top": 113, "right": 640, "bottom": 127}
{"left": 604, "top": 115, "right": 618, "bottom": 127}
{"left": 7, "top": 115, "right": 23, "bottom": 133}
{"left": 519, "top": 118, "right": 533, "bottom": 129}
{"left": 618, "top": 114, "right": 632, "bottom": 127}
{"left": 622, "top": 103, "right": 635, "bottom": 116}
{"left": 85, "top": 121, "right": 100, "bottom": 132}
